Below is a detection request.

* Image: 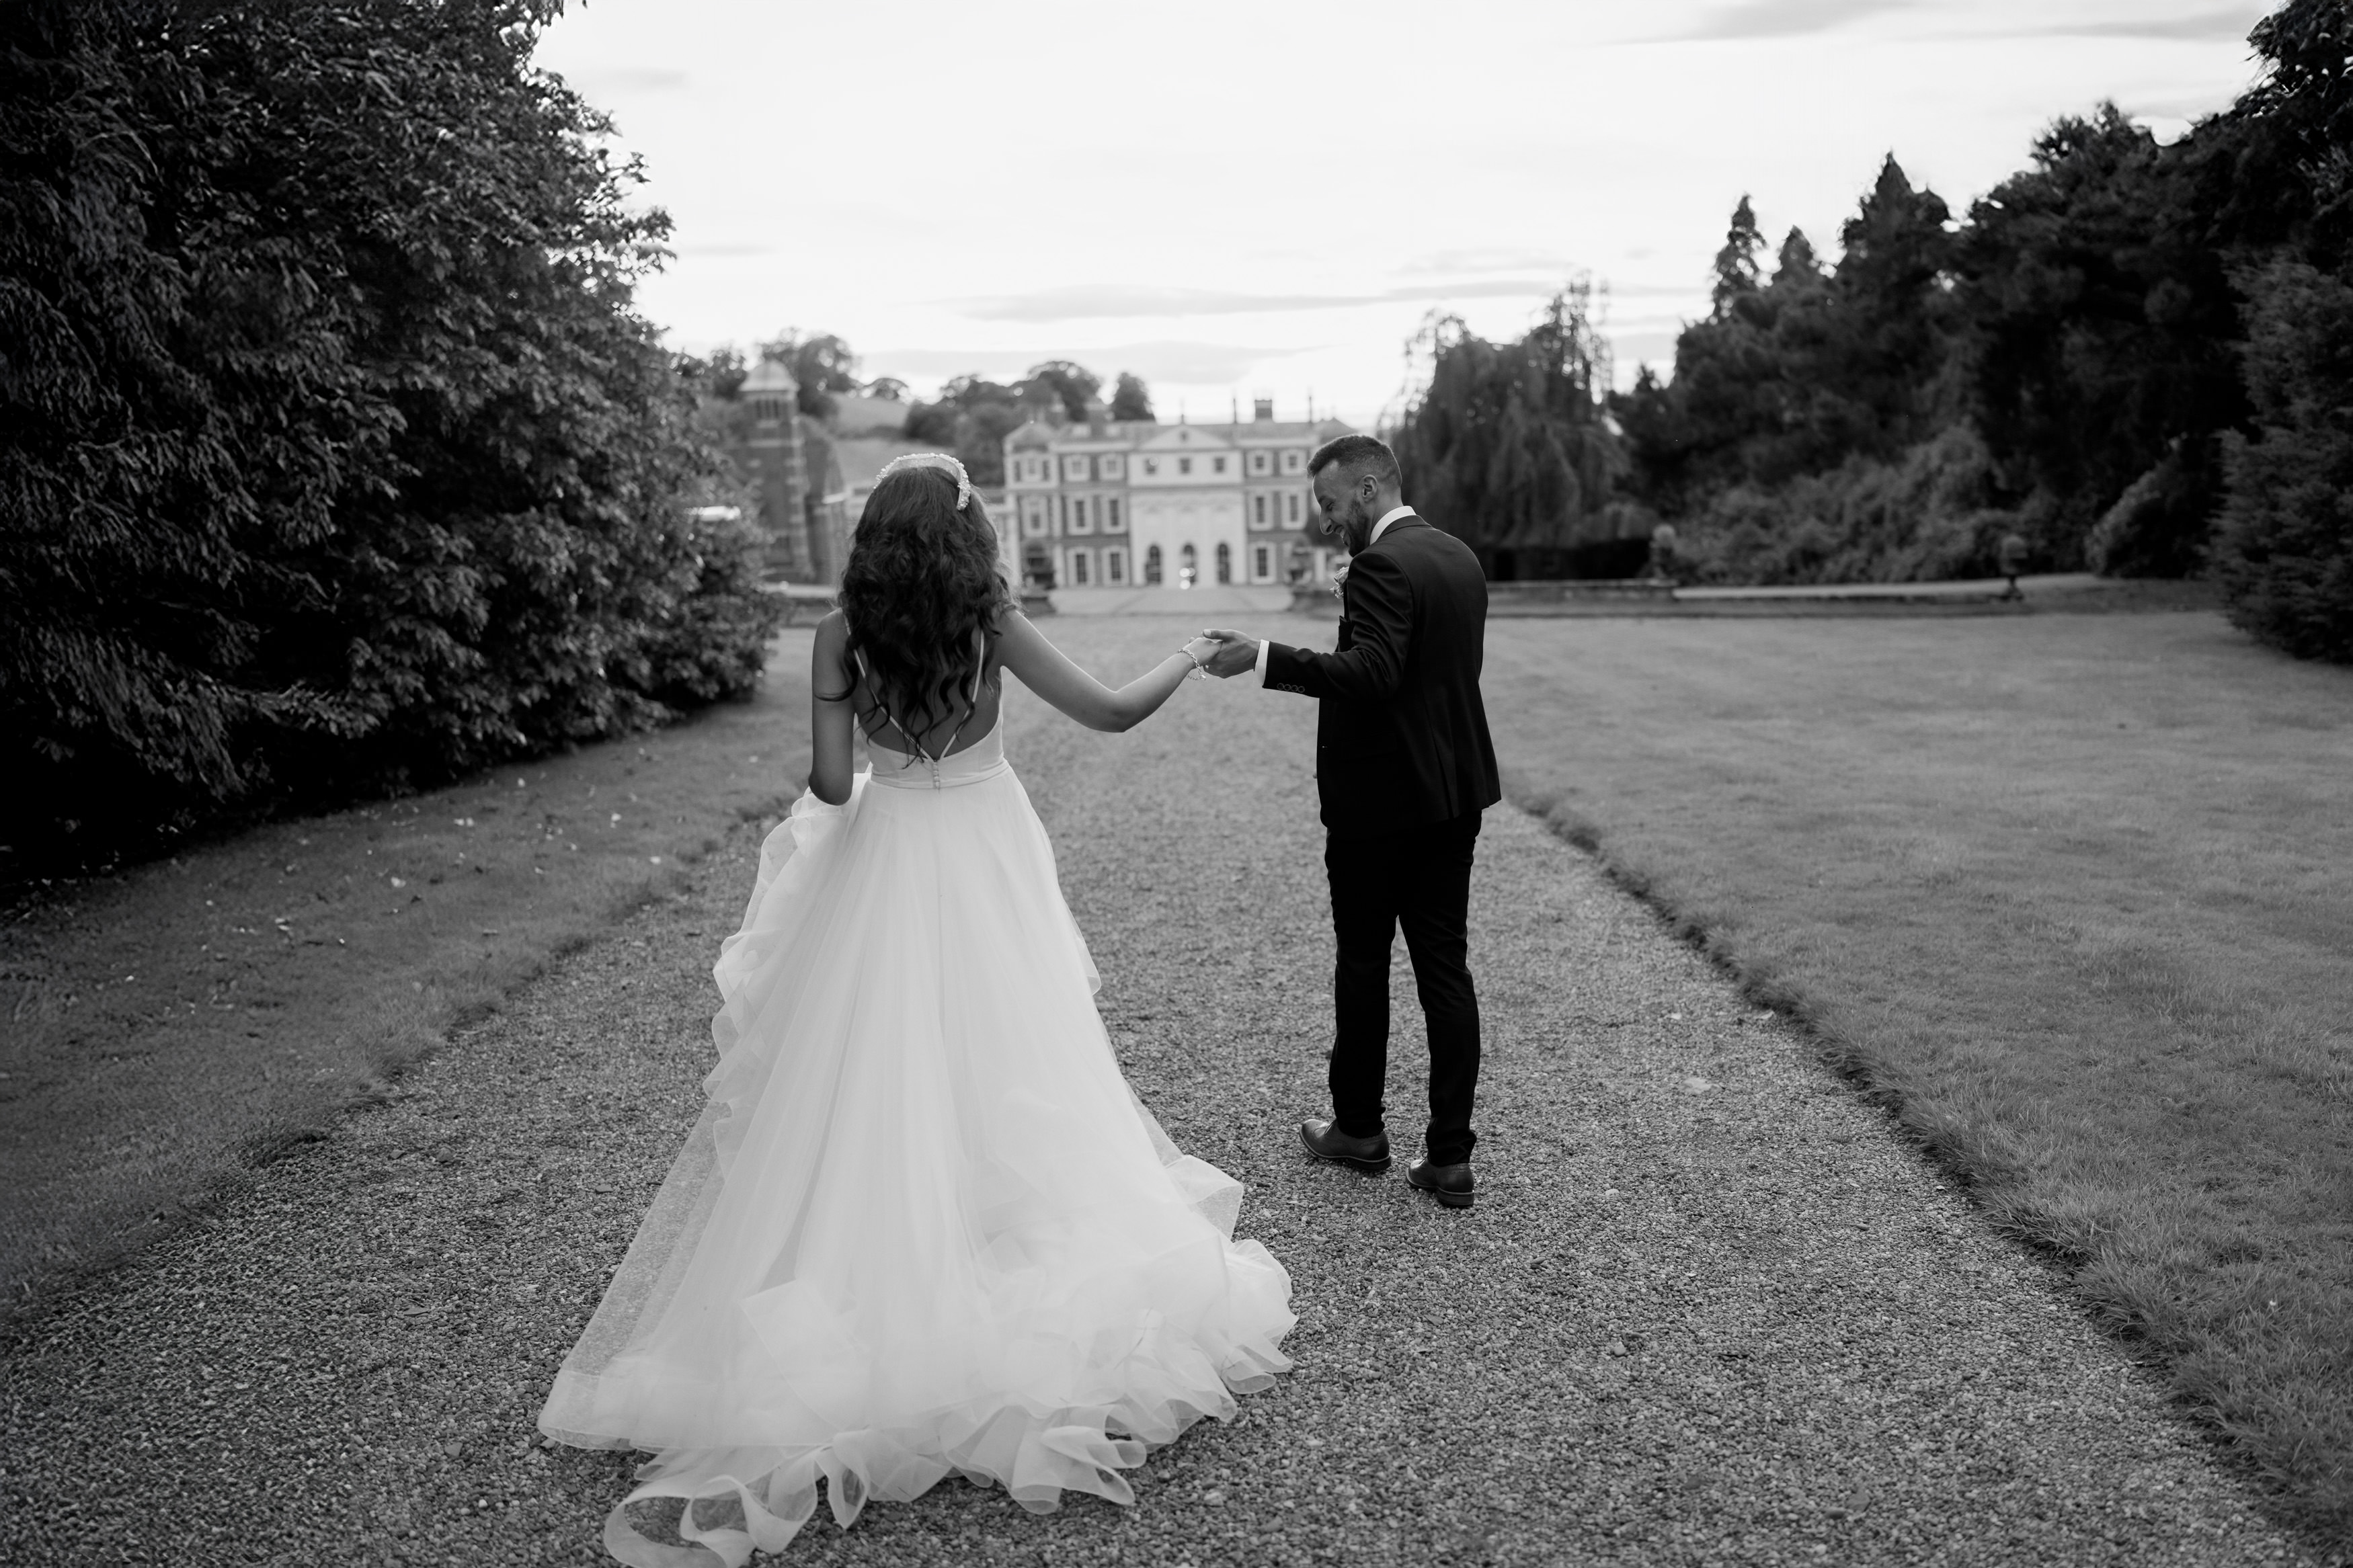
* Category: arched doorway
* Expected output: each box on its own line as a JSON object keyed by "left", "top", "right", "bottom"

{"left": 1144, "top": 544, "right": 1163, "bottom": 585}
{"left": 1215, "top": 541, "right": 1232, "bottom": 585}
{"left": 1179, "top": 543, "right": 1197, "bottom": 589}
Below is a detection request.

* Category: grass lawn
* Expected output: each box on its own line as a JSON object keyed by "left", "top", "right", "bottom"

{"left": 0, "top": 634, "right": 817, "bottom": 1317}
{"left": 1481, "top": 608, "right": 2353, "bottom": 1542}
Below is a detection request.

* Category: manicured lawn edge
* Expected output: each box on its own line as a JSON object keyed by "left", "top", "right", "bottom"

{"left": 1506, "top": 777, "right": 2346, "bottom": 1557}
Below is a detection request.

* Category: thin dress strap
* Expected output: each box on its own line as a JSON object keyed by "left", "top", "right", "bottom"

{"left": 852, "top": 629, "right": 988, "bottom": 766}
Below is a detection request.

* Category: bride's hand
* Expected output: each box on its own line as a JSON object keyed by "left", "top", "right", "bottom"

{"left": 1181, "top": 635, "right": 1220, "bottom": 667}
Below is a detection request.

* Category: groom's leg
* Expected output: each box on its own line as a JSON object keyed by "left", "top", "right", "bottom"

{"left": 1398, "top": 811, "right": 1482, "bottom": 1165}
{"left": 1324, "top": 833, "right": 1398, "bottom": 1141}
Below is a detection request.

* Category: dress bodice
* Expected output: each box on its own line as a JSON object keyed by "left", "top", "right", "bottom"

{"left": 865, "top": 713, "right": 1008, "bottom": 790}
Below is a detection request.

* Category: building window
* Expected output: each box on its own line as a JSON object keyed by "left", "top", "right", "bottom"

{"left": 1143, "top": 458, "right": 1158, "bottom": 476}
{"left": 1107, "top": 497, "right": 1121, "bottom": 530}
{"left": 1283, "top": 450, "right": 1303, "bottom": 472}
{"left": 1066, "top": 456, "right": 1088, "bottom": 481}
{"left": 1072, "top": 497, "right": 1088, "bottom": 532}
{"left": 1253, "top": 495, "right": 1267, "bottom": 526}
{"left": 1212, "top": 456, "right": 1227, "bottom": 474}
{"left": 1024, "top": 499, "right": 1047, "bottom": 538}
{"left": 1101, "top": 455, "right": 1123, "bottom": 479}
{"left": 1058, "top": 495, "right": 1067, "bottom": 530}
{"left": 1250, "top": 451, "right": 1269, "bottom": 474}
{"left": 1215, "top": 541, "right": 1232, "bottom": 584}
{"left": 1178, "top": 456, "right": 1192, "bottom": 476}
{"left": 1288, "top": 492, "right": 1301, "bottom": 522}
{"left": 1254, "top": 544, "right": 1272, "bottom": 580}
{"left": 1144, "top": 544, "right": 1163, "bottom": 585}
{"left": 1072, "top": 550, "right": 1090, "bottom": 585}
{"left": 1180, "top": 543, "right": 1197, "bottom": 586}
{"left": 1107, "top": 548, "right": 1125, "bottom": 584}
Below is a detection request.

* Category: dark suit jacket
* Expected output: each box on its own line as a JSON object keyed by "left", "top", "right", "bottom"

{"left": 1263, "top": 516, "right": 1503, "bottom": 839}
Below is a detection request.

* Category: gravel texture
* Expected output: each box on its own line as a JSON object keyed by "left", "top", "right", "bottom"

{"left": 0, "top": 613, "right": 2319, "bottom": 1567}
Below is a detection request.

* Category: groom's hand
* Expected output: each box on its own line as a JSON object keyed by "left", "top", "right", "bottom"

{"left": 1198, "top": 629, "right": 1260, "bottom": 679}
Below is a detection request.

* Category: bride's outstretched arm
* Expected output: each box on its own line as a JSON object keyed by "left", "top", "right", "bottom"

{"left": 996, "top": 611, "right": 1213, "bottom": 733}
{"left": 808, "top": 612, "right": 859, "bottom": 803}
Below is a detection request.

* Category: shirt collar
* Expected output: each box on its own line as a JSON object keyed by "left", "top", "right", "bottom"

{"left": 1369, "top": 505, "right": 1415, "bottom": 546}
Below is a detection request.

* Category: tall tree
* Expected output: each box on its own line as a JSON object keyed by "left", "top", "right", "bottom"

{"left": 0, "top": 0, "right": 774, "bottom": 860}
{"left": 1772, "top": 226, "right": 1823, "bottom": 288}
{"left": 1958, "top": 106, "right": 2244, "bottom": 569}
{"left": 757, "top": 331, "right": 860, "bottom": 419}
{"left": 1016, "top": 360, "right": 1101, "bottom": 422}
{"left": 1711, "top": 194, "right": 1765, "bottom": 316}
{"left": 1389, "top": 285, "right": 1624, "bottom": 556}
{"left": 1109, "top": 371, "right": 1154, "bottom": 421}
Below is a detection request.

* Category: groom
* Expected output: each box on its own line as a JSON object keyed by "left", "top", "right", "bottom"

{"left": 1201, "top": 434, "right": 1500, "bottom": 1208}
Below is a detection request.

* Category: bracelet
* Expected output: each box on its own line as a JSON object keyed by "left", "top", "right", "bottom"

{"left": 1178, "top": 645, "right": 1209, "bottom": 679}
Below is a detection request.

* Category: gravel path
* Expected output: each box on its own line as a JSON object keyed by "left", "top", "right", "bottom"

{"left": 0, "top": 615, "right": 2317, "bottom": 1567}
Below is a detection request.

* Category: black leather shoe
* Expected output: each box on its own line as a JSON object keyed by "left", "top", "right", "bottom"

{"left": 1406, "top": 1157, "right": 1474, "bottom": 1208}
{"left": 1298, "top": 1120, "right": 1390, "bottom": 1173}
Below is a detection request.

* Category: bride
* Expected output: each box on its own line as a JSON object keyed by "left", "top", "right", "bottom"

{"left": 539, "top": 453, "right": 1295, "bottom": 1566}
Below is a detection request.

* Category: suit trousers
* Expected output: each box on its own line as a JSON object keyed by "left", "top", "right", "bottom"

{"left": 1322, "top": 810, "right": 1482, "bottom": 1165}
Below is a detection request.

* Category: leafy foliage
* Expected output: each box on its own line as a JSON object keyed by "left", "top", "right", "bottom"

{"left": 897, "top": 363, "right": 1154, "bottom": 487}
{"left": 756, "top": 331, "right": 861, "bottom": 420}
{"left": 2213, "top": 258, "right": 2353, "bottom": 661}
{"left": 0, "top": 0, "right": 779, "bottom": 862}
{"left": 1613, "top": 0, "right": 2353, "bottom": 651}
{"left": 1109, "top": 371, "right": 1154, "bottom": 421}
{"left": 1386, "top": 284, "right": 1628, "bottom": 564}
{"left": 1958, "top": 106, "right": 2243, "bottom": 572}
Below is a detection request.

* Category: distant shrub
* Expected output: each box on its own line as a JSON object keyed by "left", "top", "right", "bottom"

{"left": 2214, "top": 259, "right": 2353, "bottom": 663}
{"left": 2085, "top": 440, "right": 2221, "bottom": 578}
{"left": 0, "top": 1, "right": 778, "bottom": 860}
{"left": 1665, "top": 424, "right": 2013, "bottom": 585}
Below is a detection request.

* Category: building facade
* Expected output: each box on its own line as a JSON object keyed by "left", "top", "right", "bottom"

{"left": 737, "top": 360, "right": 851, "bottom": 585}
{"left": 1003, "top": 400, "right": 1354, "bottom": 591}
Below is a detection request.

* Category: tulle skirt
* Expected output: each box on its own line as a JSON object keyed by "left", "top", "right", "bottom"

{"left": 539, "top": 751, "right": 1295, "bottom": 1566}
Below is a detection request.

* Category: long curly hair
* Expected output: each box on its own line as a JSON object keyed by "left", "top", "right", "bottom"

{"left": 837, "top": 465, "right": 1010, "bottom": 742}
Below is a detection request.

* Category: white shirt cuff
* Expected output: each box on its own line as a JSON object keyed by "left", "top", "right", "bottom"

{"left": 1254, "top": 638, "right": 1273, "bottom": 685}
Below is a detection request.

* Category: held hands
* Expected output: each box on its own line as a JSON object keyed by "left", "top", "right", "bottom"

{"left": 1195, "top": 629, "right": 1261, "bottom": 679}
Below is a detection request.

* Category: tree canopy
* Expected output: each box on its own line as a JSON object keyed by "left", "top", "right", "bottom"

{"left": 0, "top": 0, "right": 777, "bottom": 866}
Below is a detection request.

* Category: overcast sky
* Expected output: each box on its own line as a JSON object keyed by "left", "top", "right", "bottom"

{"left": 535, "top": 0, "right": 2276, "bottom": 427}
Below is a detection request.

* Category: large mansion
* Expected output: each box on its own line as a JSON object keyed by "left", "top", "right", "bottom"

{"left": 1004, "top": 401, "right": 1355, "bottom": 590}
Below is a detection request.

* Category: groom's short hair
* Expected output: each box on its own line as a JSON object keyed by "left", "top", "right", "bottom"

{"left": 1308, "top": 433, "right": 1401, "bottom": 492}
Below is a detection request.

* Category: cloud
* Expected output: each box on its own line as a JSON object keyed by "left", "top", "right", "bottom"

{"left": 2028, "top": 7, "right": 2263, "bottom": 40}
{"left": 1657, "top": 0, "right": 1915, "bottom": 41}
{"left": 952, "top": 277, "right": 1677, "bottom": 323}
{"left": 560, "top": 65, "right": 690, "bottom": 94}
{"left": 867, "top": 341, "right": 1309, "bottom": 386}
{"left": 1396, "top": 247, "right": 1587, "bottom": 277}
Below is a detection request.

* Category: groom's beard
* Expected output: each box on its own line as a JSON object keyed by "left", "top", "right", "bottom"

{"left": 1339, "top": 501, "right": 1375, "bottom": 555}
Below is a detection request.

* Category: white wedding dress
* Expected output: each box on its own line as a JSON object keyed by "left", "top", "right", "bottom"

{"left": 539, "top": 710, "right": 1295, "bottom": 1567}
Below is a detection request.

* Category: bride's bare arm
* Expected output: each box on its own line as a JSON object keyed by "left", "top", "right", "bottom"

{"left": 995, "top": 612, "right": 1213, "bottom": 733}
{"left": 808, "top": 612, "right": 859, "bottom": 804}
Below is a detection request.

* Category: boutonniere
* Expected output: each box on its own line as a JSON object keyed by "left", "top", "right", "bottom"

{"left": 1330, "top": 561, "right": 1349, "bottom": 598}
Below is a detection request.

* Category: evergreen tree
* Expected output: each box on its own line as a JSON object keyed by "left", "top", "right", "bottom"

{"left": 1958, "top": 105, "right": 2243, "bottom": 570}
{"left": 1772, "top": 226, "right": 1823, "bottom": 289}
{"left": 1710, "top": 195, "right": 1765, "bottom": 317}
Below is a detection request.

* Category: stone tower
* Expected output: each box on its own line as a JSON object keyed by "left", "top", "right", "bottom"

{"left": 741, "top": 360, "right": 812, "bottom": 580}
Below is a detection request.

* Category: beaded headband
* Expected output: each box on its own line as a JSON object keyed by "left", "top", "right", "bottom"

{"left": 875, "top": 451, "right": 973, "bottom": 511}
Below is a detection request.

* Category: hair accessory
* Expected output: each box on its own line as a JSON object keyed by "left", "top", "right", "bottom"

{"left": 876, "top": 451, "right": 973, "bottom": 511}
